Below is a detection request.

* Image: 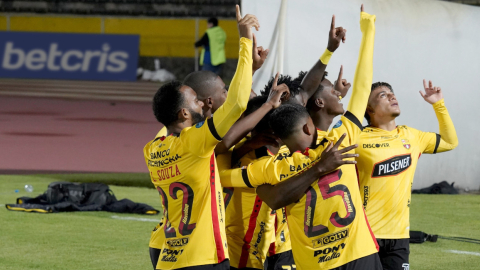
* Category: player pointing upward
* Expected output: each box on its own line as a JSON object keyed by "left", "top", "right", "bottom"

{"left": 143, "top": 5, "right": 258, "bottom": 270}
{"left": 357, "top": 79, "right": 458, "bottom": 269}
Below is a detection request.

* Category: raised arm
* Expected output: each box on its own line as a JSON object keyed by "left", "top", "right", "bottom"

{"left": 300, "top": 15, "right": 346, "bottom": 99}
{"left": 419, "top": 80, "right": 458, "bottom": 153}
{"left": 347, "top": 5, "right": 376, "bottom": 120}
{"left": 211, "top": 6, "right": 258, "bottom": 138}
{"left": 256, "top": 134, "right": 358, "bottom": 209}
{"left": 215, "top": 73, "right": 289, "bottom": 154}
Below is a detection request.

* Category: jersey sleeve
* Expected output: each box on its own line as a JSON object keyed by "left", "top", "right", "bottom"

{"left": 347, "top": 12, "right": 376, "bottom": 122}
{"left": 329, "top": 112, "right": 365, "bottom": 147}
{"left": 417, "top": 99, "right": 458, "bottom": 154}
{"left": 244, "top": 152, "right": 320, "bottom": 188}
{"left": 211, "top": 37, "right": 253, "bottom": 138}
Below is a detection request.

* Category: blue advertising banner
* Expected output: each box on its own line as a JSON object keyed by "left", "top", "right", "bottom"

{"left": 0, "top": 32, "right": 139, "bottom": 81}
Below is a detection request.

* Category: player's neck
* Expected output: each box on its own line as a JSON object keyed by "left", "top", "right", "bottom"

{"left": 311, "top": 110, "right": 336, "bottom": 131}
{"left": 370, "top": 117, "right": 397, "bottom": 131}
{"left": 167, "top": 121, "right": 192, "bottom": 136}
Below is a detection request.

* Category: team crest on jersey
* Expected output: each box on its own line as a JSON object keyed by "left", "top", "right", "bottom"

{"left": 195, "top": 121, "right": 205, "bottom": 128}
{"left": 401, "top": 139, "right": 411, "bottom": 149}
{"left": 333, "top": 120, "right": 343, "bottom": 129}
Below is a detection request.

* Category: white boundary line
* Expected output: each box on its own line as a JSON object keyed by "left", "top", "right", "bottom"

{"left": 445, "top": 250, "right": 480, "bottom": 256}
{"left": 111, "top": 215, "right": 160, "bottom": 222}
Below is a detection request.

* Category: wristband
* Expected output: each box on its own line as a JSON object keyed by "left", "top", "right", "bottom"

{"left": 320, "top": 48, "right": 333, "bottom": 65}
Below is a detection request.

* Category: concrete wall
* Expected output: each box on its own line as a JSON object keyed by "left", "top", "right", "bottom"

{"left": 243, "top": 0, "right": 480, "bottom": 190}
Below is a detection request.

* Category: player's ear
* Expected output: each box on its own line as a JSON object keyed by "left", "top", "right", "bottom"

{"left": 178, "top": 108, "right": 190, "bottom": 122}
{"left": 315, "top": 98, "right": 325, "bottom": 109}
{"left": 203, "top": 97, "right": 213, "bottom": 109}
{"left": 303, "top": 123, "right": 312, "bottom": 136}
{"left": 366, "top": 105, "right": 374, "bottom": 116}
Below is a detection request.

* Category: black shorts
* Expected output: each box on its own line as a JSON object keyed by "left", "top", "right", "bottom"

{"left": 377, "top": 238, "right": 410, "bottom": 270}
{"left": 171, "top": 259, "right": 230, "bottom": 270}
{"left": 151, "top": 249, "right": 230, "bottom": 270}
{"left": 150, "top": 247, "right": 161, "bottom": 270}
{"left": 330, "top": 253, "right": 382, "bottom": 270}
{"left": 264, "top": 250, "right": 295, "bottom": 270}
{"left": 230, "top": 266, "right": 260, "bottom": 270}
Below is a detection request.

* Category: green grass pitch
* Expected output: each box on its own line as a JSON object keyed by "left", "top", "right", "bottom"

{"left": 0, "top": 174, "right": 479, "bottom": 269}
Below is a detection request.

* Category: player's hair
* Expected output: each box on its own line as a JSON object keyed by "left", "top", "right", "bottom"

{"left": 293, "top": 70, "right": 329, "bottom": 92}
{"left": 208, "top": 17, "right": 218, "bottom": 26}
{"left": 152, "top": 80, "right": 185, "bottom": 127}
{"left": 183, "top": 70, "right": 219, "bottom": 100}
{"left": 365, "top": 82, "right": 394, "bottom": 124}
{"left": 269, "top": 103, "right": 310, "bottom": 139}
{"left": 261, "top": 74, "right": 302, "bottom": 97}
{"left": 244, "top": 96, "right": 271, "bottom": 133}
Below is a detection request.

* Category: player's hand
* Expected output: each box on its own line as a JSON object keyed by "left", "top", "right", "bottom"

{"left": 245, "top": 132, "right": 280, "bottom": 149}
{"left": 327, "top": 15, "right": 347, "bottom": 52}
{"left": 236, "top": 5, "right": 259, "bottom": 40}
{"left": 252, "top": 33, "right": 269, "bottom": 73}
{"left": 266, "top": 72, "right": 290, "bottom": 109}
{"left": 420, "top": 79, "right": 443, "bottom": 104}
{"left": 316, "top": 133, "right": 358, "bottom": 174}
{"left": 334, "top": 65, "right": 351, "bottom": 98}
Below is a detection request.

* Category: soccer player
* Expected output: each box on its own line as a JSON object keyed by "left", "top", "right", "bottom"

{"left": 218, "top": 15, "right": 348, "bottom": 270}
{"left": 357, "top": 80, "right": 458, "bottom": 269}
{"left": 221, "top": 5, "right": 382, "bottom": 269}
{"left": 148, "top": 16, "right": 270, "bottom": 270}
{"left": 143, "top": 5, "right": 259, "bottom": 269}
{"left": 218, "top": 82, "right": 289, "bottom": 270}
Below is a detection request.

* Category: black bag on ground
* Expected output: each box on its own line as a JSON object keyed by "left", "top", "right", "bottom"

{"left": 6, "top": 182, "right": 159, "bottom": 215}
{"left": 410, "top": 230, "right": 438, "bottom": 244}
{"left": 412, "top": 181, "right": 458, "bottom": 194}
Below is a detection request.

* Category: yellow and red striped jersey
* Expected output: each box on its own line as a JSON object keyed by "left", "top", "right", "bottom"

{"left": 218, "top": 144, "right": 290, "bottom": 269}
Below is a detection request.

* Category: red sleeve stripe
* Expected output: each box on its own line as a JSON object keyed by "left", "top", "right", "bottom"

{"left": 362, "top": 208, "right": 379, "bottom": 251}
{"left": 238, "top": 195, "right": 263, "bottom": 268}
{"left": 209, "top": 154, "right": 226, "bottom": 263}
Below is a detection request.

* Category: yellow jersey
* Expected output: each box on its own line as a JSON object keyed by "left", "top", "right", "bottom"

{"left": 220, "top": 11, "right": 378, "bottom": 269}
{"left": 357, "top": 99, "right": 458, "bottom": 239}
{"left": 218, "top": 144, "right": 291, "bottom": 269}
{"left": 143, "top": 37, "right": 253, "bottom": 269}
{"left": 149, "top": 126, "right": 168, "bottom": 250}
{"left": 234, "top": 116, "right": 378, "bottom": 269}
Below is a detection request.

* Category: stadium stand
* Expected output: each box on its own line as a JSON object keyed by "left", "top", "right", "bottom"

{"left": 0, "top": 0, "right": 241, "bottom": 18}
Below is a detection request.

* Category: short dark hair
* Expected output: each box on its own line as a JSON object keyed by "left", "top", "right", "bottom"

{"left": 269, "top": 103, "right": 310, "bottom": 139}
{"left": 365, "top": 82, "right": 394, "bottom": 124}
{"left": 261, "top": 74, "right": 302, "bottom": 98}
{"left": 183, "top": 70, "right": 219, "bottom": 100}
{"left": 208, "top": 17, "right": 218, "bottom": 26}
{"left": 244, "top": 96, "right": 271, "bottom": 133}
{"left": 152, "top": 80, "right": 185, "bottom": 126}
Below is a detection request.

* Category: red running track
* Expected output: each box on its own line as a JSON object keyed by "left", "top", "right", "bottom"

{"left": 0, "top": 96, "right": 162, "bottom": 173}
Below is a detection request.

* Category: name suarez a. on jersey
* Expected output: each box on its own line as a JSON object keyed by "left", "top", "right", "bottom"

{"left": 371, "top": 154, "right": 412, "bottom": 178}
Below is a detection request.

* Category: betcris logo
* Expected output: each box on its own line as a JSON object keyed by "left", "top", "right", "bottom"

{"left": 0, "top": 32, "right": 139, "bottom": 81}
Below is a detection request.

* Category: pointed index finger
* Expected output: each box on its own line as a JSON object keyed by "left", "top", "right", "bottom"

{"left": 331, "top": 15, "right": 335, "bottom": 31}
{"left": 236, "top": 5, "right": 242, "bottom": 22}
{"left": 273, "top": 72, "right": 280, "bottom": 88}
{"left": 337, "top": 65, "right": 343, "bottom": 82}
{"left": 423, "top": 79, "right": 428, "bottom": 90}
{"left": 361, "top": 4, "right": 364, "bottom": 12}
